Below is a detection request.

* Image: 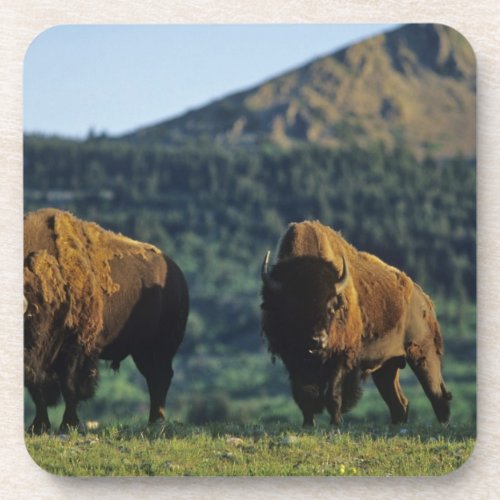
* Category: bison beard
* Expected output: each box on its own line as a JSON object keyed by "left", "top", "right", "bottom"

{"left": 24, "top": 208, "right": 189, "bottom": 434}
{"left": 261, "top": 220, "right": 452, "bottom": 426}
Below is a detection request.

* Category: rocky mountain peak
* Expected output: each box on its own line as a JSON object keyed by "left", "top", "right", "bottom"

{"left": 123, "top": 24, "right": 475, "bottom": 159}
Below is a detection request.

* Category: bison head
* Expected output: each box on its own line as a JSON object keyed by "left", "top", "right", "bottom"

{"left": 261, "top": 251, "right": 349, "bottom": 362}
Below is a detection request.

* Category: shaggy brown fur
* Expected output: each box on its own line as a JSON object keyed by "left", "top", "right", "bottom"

{"left": 24, "top": 208, "right": 161, "bottom": 355}
{"left": 277, "top": 220, "right": 415, "bottom": 366}
{"left": 24, "top": 208, "right": 189, "bottom": 434}
{"left": 262, "top": 220, "right": 451, "bottom": 426}
{"left": 26, "top": 250, "right": 67, "bottom": 307}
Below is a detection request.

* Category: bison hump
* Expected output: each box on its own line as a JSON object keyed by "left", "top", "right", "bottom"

{"left": 25, "top": 209, "right": 163, "bottom": 355}
{"left": 354, "top": 252, "right": 414, "bottom": 337}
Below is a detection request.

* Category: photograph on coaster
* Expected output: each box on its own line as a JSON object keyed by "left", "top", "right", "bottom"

{"left": 23, "top": 23, "right": 476, "bottom": 476}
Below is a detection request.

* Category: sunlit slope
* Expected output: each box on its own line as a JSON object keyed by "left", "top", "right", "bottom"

{"left": 123, "top": 24, "right": 475, "bottom": 160}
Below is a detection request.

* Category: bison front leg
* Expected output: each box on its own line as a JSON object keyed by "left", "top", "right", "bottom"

{"left": 27, "top": 385, "right": 51, "bottom": 434}
{"left": 26, "top": 375, "right": 60, "bottom": 434}
{"left": 325, "top": 362, "right": 345, "bottom": 426}
{"left": 290, "top": 379, "right": 323, "bottom": 427}
{"left": 60, "top": 396, "right": 80, "bottom": 432}
{"left": 56, "top": 350, "right": 99, "bottom": 432}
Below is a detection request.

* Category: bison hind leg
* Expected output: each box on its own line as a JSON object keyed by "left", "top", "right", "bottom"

{"left": 132, "top": 349, "right": 175, "bottom": 423}
{"left": 372, "top": 357, "right": 410, "bottom": 424}
{"left": 432, "top": 382, "right": 452, "bottom": 424}
{"left": 406, "top": 344, "right": 452, "bottom": 424}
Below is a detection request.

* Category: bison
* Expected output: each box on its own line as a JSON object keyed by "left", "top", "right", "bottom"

{"left": 261, "top": 220, "right": 452, "bottom": 426}
{"left": 24, "top": 208, "right": 189, "bottom": 434}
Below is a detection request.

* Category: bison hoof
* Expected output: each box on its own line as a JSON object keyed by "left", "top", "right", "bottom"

{"left": 433, "top": 397, "right": 451, "bottom": 424}
{"left": 437, "top": 412, "right": 450, "bottom": 425}
{"left": 148, "top": 407, "right": 166, "bottom": 423}
{"left": 28, "top": 420, "right": 51, "bottom": 435}
{"left": 59, "top": 421, "right": 82, "bottom": 434}
{"left": 330, "top": 415, "right": 343, "bottom": 427}
{"left": 391, "top": 402, "right": 410, "bottom": 424}
{"left": 148, "top": 417, "right": 166, "bottom": 426}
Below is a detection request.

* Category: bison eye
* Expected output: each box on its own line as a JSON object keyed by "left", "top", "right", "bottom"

{"left": 327, "top": 295, "right": 344, "bottom": 317}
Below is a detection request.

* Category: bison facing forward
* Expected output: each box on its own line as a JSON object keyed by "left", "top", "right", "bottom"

{"left": 24, "top": 208, "right": 189, "bottom": 434}
{"left": 261, "top": 220, "right": 452, "bottom": 426}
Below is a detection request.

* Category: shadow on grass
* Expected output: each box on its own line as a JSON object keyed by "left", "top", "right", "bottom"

{"left": 72, "top": 419, "right": 475, "bottom": 444}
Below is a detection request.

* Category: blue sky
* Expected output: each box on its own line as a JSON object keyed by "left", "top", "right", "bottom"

{"left": 24, "top": 24, "right": 398, "bottom": 139}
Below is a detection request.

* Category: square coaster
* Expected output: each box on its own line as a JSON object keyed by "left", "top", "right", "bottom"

{"left": 23, "top": 23, "right": 476, "bottom": 476}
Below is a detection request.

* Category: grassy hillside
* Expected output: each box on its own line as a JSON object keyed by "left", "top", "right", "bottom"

{"left": 25, "top": 421, "right": 475, "bottom": 476}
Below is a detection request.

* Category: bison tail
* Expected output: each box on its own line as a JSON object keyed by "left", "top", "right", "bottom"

{"left": 341, "top": 367, "right": 363, "bottom": 414}
{"left": 110, "top": 359, "right": 121, "bottom": 372}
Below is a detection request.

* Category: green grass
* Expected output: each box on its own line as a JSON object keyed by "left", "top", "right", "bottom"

{"left": 25, "top": 421, "right": 475, "bottom": 477}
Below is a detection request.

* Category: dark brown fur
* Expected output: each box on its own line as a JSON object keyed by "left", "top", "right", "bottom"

{"left": 24, "top": 208, "right": 189, "bottom": 434}
{"left": 262, "top": 220, "right": 451, "bottom": 426}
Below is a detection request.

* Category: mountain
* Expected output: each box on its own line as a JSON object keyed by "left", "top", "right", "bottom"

{"left": 121, "top": 24, "right": 476, "bottom": 159}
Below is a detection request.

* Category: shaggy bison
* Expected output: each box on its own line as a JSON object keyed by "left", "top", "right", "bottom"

{"left": 24, "top": 208, "right": 189, "bottom": 433}
{"left": 261, "top": 220, "right": 452, "bottom": 426}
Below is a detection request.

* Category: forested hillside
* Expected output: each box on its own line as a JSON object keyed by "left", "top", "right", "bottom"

{"left": 24, "top": 135, "right": 476, "bottom": 426}
{"left": 25, "top": 137, "right": 475, "bottom": 301}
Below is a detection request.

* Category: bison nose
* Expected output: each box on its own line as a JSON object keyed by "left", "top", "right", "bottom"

{"left": 310, "top": 330, "right": 328, "bottom": 351}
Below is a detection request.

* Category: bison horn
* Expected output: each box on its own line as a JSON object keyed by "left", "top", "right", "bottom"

{"left": 334, "top": 255, "right": 349, "bottom": 295}
{"left": 23, "top": 296, "right": 28, "bottom": 314}
{"left": 261, "top": 250, "right": 282, "bottom": 292}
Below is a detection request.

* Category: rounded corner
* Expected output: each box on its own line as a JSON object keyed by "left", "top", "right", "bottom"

{"left": 23, "top": 431, "right": 69, "bottom": 477}
{"left": 436, "top": 432, "right": 478, "bottom": 478}
{"left": 23, "top": 24, "right": 71, "bottom": 67}
{"left": 429, "top": 22, "right": 477, "bottom": 69}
